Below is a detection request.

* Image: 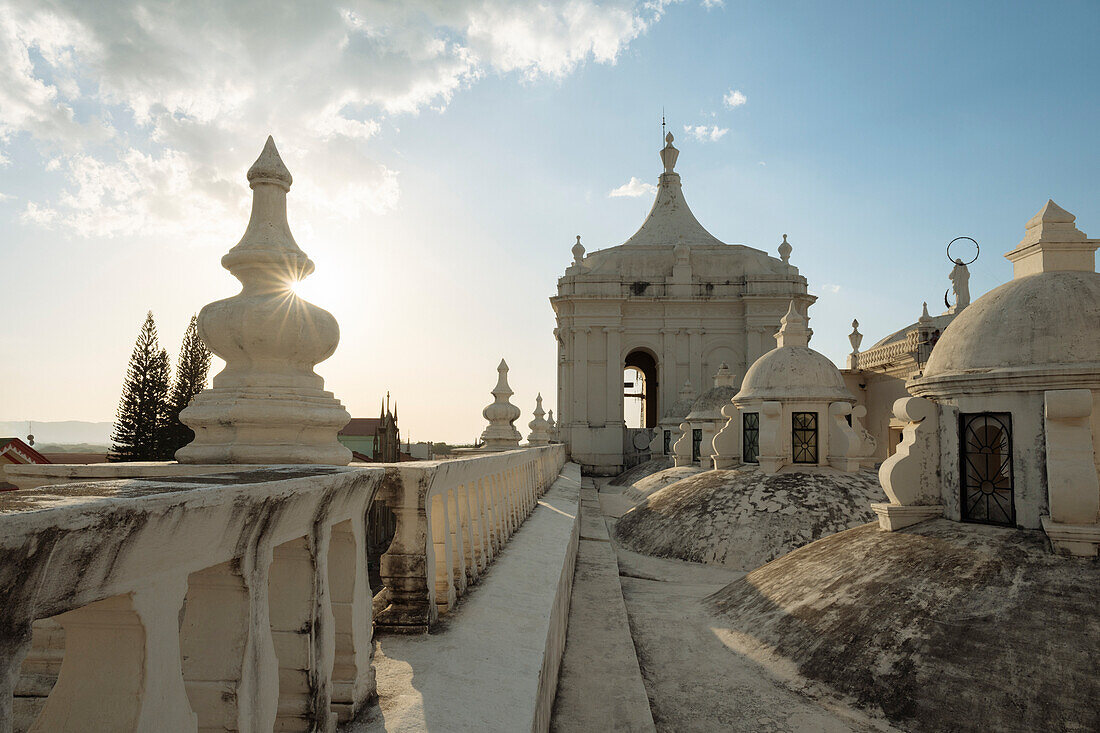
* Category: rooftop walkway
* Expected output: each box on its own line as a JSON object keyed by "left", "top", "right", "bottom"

{"left": 347, "top": 463, "right": 581, "bottom": 733}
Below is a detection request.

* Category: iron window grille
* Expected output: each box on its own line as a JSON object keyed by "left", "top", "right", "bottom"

{"left": 663, "top": 429, "right": 671, "bottom": 455}
{"left": 792, "top": 412, "right": 818, "bottom": 464}
{"left": 692, "top": 429, "right": 702, "bottom": 461}
{"left": 743, "top": 412, "right": 760, "bottom": 463}
{"left": 960, "top": 412, "right": 1015, "bottom": 526}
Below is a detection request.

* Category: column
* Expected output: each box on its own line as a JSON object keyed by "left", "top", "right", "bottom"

{"left": 688, "top": 329, "right": 703, "bottom": 393}
{"left": 571, "top": 328, "right": 590, "bottom": 426}
{"left": 605, "top": 326, "right": 624, "bottom": 427}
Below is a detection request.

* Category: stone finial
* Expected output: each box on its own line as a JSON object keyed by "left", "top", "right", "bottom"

{"left": 774, "top": 300, "right": 812, "bottom": 348}
{"left": 527, "top": 393, "right": 552, "bottom": 446}
{"left": 713, "top": 362, "right": 737, "bottom": 387}
{"left": 572, "top": 235, "right": 585, "bottom": 266}
{"left": 849, "top": 319, "right": 863, "bottom": 355}
{"left": 778, "top": 234, "right": 792, "bottom": 265}
{"left": 1006, "top": 199, "right": 1098, "bottom": 278}
{"left": 480, "top": 358, "right": 522, "bottom": 449}
{"left": 176, "top": 137, "right": 351, "bottom": 465}
{"left": 919, "top": 301, "right": 933, "bottom": 325}
{"left": 546, "top": 409, "right": 557, "bottom": 440}
{"left": 660, "top": 132, "right": 679, "bottom": 174}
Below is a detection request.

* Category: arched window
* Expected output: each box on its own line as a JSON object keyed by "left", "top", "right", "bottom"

{"left": 623, "top": 350, "right": 659, "bottom": 428}
{"left": 960, "top": 413, "right": 1014, "bottom": 526}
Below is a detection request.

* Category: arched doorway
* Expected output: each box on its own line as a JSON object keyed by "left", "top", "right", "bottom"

{"left": 624, "top": 349, "right": 659, "bottom": 428}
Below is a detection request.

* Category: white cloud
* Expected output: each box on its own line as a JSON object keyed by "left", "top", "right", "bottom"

{"left": 723, "top": 89, "right": 747, "bottom": 108}
{"left": 0, "top": 192, "right": 14, "bottom": 201}
{"left": 701, "top": 0, "right": 725, "bottom": 8}
{"left": 757, "top": 161, "right": 766, "bottom": 166}
{"left": 683, "top": 124, "right": 728, "bottom": 142}
{"left": 821, "top": 284, "right": 842, "bottom": 294}
{"left": 609, "top": 176, "right": 657, "bottom": 198}
{"left": 0, "top": 0, "right": 672, "bottom": 240}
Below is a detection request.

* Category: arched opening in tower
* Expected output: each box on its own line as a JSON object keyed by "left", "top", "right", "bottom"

{"left": 624, "top": 349, "right": 659, "bottom": 428}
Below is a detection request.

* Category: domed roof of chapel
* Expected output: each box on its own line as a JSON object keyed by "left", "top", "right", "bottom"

{"left": 735, "top": 303, "right": 855, "bottom": 404}
{"left": 918, "top": 201, "right": 1100, "bottom": 386}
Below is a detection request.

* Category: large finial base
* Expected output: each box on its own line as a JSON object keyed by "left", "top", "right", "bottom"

{"left": 176, "top": 387, "right": 351, "bottom": 465}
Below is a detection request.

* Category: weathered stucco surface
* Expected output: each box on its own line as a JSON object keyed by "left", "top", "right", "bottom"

{"left": 609, "top": 457, "right": 672, "bottom": 487}
{"left": 621, "top": 465, "right": 703, "bottom": 503}
{"left": 705, "top": 520, "right": 1100, "bottom": 732}
{"left": 614, "top": 468, "right": 885, "bottom": 570}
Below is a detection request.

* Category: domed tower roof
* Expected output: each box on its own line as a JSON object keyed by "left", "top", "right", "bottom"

{"left": 735, "top": 302, "right": 855, "bottom": 404}
{"left": 686, "top": 363, "right": 740, "bottom": 421}
{"left": 914, "top": 201, "right": 1100, "bottom": 394}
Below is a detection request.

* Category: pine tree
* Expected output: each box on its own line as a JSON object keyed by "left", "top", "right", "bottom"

{"left": 109, "top": 312, "right": 171, "bottom": 462}
{"left": 162, "top": 314, "right": 212, "bottom": 457}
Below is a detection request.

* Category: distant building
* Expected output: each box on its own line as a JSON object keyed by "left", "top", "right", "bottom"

{"left": 337, "top": 417, "right": 382, "bottom": 458}
{"left": 0, "top": 437, "right": 50, "bottom": 490}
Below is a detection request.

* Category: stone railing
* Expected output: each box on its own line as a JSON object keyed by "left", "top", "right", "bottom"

{"left": 1, "top": 445, "right": 567, "bottom": 732}
{"left": 852, "top": 331, "right": 920, "bottom": 371}
{"left": 375, "top": 444, "right": 567, "bottom": 632}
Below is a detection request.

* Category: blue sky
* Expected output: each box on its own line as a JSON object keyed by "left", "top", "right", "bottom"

{"left": 1, "top": 0, "right": 1097, "bottom": 443}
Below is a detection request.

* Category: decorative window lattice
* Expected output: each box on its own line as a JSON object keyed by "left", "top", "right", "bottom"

{"left": 792, "top": 412, "right": 818, "bottom": 464}
{"left": 692, "top": 429, "right": 702, "bottom": 461}
{"left": 743, "top": 412, "right": 759, "bottom": 464}
{"left": 960, "top": 412, "right": 1014, "bottom": 526}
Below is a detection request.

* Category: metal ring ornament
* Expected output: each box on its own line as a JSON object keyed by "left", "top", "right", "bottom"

{"left": 947, "top": 236, "right": 979, "bottom": 265}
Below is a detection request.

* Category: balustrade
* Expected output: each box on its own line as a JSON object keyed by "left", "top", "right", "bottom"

{"left": 1, "top": 444, "right": 567, "bottom": 732}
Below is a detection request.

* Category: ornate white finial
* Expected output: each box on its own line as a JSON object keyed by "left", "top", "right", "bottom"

{"left": 546, "top": 409, "right": 557, "bottom": 441}
{"left": 778, "top": 233, "right": 792, "bottom": 264}
{"left": 660, "top": 132, "right": 679, "bottom": 174}
{"left": 177, "top": 137, "right": 351, "bottom": 465}
{"left": 572, "top": 235, "right": 585, "bottom": 266}
{"left": 713, "top": 362, "right": 737, "bottom": 387}
{"left": 919, "top": 301, "right": 933, "bottom": 324}
{"left": 527, "top": 393, "right": 552, "bottom": 446}
{"left": 849, "top": 319, "right": 863, "bottom": 355}
{"left": 775, "top": 300, "right": 812, "bottom": 348}
{"left": 480, "top": 358, "right": 522, "bottom": 449}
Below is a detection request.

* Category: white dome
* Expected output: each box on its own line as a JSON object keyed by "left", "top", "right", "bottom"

{"left": 921, "top": 271, "right": 1100, "bottom": 380}
{"left": 735, "top": 346, "right": 854, "bottom": 403}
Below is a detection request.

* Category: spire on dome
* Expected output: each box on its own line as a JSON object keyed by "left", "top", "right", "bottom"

{"left": 775, "top": 300, "right": 812, "bottom": 348}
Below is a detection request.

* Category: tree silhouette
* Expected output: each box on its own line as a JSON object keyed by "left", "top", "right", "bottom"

{"left": 109, "top": 312, "right": 171, "bottom": 461}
